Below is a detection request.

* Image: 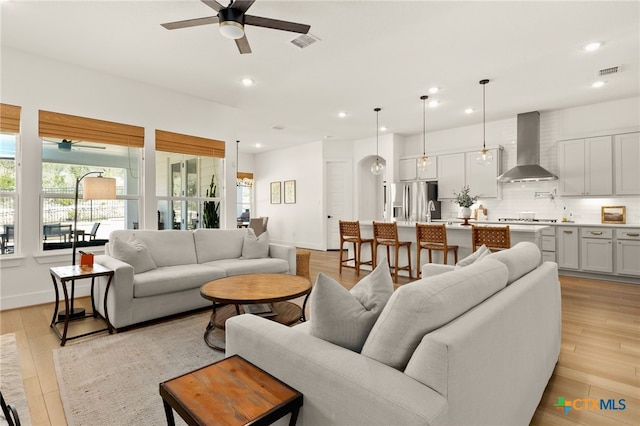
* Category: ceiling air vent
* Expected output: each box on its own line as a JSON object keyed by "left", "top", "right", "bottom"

{"left": 598, "top": 66, "right": 620, "bottom": 76}
{"left": 290, "top": 33, "right": 320, "bottom": 49}
{"left": 272, "top": 125, "right": 286, "bottom": 131}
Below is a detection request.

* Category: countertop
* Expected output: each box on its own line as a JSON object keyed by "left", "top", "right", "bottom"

{"left": 359, "top": 221, "right": 550, "bottom": 233}
{"left": 430, "top": 219, "right": 640, "bottom": 229}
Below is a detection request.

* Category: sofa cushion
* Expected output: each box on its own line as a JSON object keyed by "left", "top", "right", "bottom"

{"left": 133, "top": 264, "right": 226, "bottom": 298}
{"left": 361, "top": 258, "right": 509, "bottom": 370}
{"left": 242, "top": 229, "right": 269, "bottom": 259}
{"left": 202, "top": 258, "right": 290, "bottom": 276}
{"left": 485, "top": 241, "right": 541, "bottom": 284}
{"left": 456, "top": 244, "right": 490, "bottom": 267}
{"left": 110, "top": 235, "right": 157, "bottom": 274}
{"left": 193, "top": 229, "right": 245, "bottom": 263}
{"left": 309, "top": 261, "right": 394, "bottom": 352}
{"left": 109, "top": 230, "right": 197, "bottom": 267}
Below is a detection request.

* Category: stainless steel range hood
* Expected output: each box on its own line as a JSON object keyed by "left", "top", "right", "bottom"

{"left": 497, "top": 111, "right": 558, "bottom": 182}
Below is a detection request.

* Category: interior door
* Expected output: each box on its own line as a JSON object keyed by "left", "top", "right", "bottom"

{"left": 326, "top": 160, "right": 351, "bottom": 250}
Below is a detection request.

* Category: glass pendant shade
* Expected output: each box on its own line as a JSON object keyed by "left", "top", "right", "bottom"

{"left": 475, "top": 148, "right": 494, "bottom": 166}
{"left": 371, "top": 158, "right": 384, "bottom": 175}
{"left": 417, "top": 155, "right": 431, "bottom": 171}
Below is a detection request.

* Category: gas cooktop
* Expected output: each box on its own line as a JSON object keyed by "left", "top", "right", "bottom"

{"left": 497, "top": 218, "right": 558, "bottom": 223}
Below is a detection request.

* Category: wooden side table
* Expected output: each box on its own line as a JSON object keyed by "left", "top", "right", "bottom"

{"left": 160, "top": 355, "right": 303, "bottom": 426}
{"left": 49, "top": 264, "right": 114, "bottom": 346}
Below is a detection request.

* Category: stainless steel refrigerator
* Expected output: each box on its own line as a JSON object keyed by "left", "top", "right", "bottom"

{"left": 389, "top": 181, "right": 441, "bottom": 222}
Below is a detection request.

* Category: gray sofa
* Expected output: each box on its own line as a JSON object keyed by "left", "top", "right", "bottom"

{"left": 93, "top": 229, "right": 296, "bottom": 329}
{"left": 226, "top": 242, "right": 561, "bottom": 425}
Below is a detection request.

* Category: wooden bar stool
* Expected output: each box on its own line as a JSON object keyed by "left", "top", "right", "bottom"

{"left": 372, "top": 221, "right": 412, "bottom": 283}
{"left": 416, "top": 223, "right": 458, "bottom": 277}
{"left": 339, "top": 220, "right": 373, "bottom": 276}
{"left": 472, "top": 225, "right": 511, "bottom": 252}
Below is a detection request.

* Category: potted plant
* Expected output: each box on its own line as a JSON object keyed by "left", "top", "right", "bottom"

{"left": 453, "top": 185, "right": 478, "bottom": 219}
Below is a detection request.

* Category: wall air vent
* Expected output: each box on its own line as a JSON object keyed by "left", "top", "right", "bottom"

{"left": 598, "top": 66, "right": 620, "bottom": 76}
{"left": 290, "top": 33, "right": 320, "bottom": 49}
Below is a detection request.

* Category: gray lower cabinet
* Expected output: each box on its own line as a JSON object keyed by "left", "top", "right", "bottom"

{"left": 557, "top": 227, "right": 579, "bottom": 269}
{"left": 580, "top": 228, "right": 613, "bottom": 273}
{"left": 616, "top": 229, "right": 640, "bottom": 276}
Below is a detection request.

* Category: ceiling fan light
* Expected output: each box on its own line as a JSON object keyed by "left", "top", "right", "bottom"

{"left": 220, "top": 21, "right": 244, "bottom": 39}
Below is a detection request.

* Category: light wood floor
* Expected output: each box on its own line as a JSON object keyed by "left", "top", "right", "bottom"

{"left": 1, "top": 250, "right": 638, "bottom": 425}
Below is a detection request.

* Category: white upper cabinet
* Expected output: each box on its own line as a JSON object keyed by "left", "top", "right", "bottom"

{"left": 557, "top": 136, "right": 612, "bottom": 196}
{"left": 399, "top": 158, "right": 417, "bottom": 181}
{"left": 465, "top": 149, "right": 501, "bottom": 198}
{"left": 614, "top": 132, "right": 640, "bottom": 195}
{"left": 437, "top": 153, "right": 465, "bottom": 199}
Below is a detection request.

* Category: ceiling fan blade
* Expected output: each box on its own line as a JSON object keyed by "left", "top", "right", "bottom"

{"left": 230, "top": 0, "right": 256, "bottom": 14}
{"left": 245, "top": 15, "right": 310, "bottom": 34}
{"left": 200, "top": 0, "right": 225, "bottom": 12}
{"left": 161, "top": 16, "right": 219, "bottom": 30}
{"left": 235, "top": 35, "right": 252, "bottom": 54}
{"left": 74, "top": 144, "right": 106, "bottom": 150}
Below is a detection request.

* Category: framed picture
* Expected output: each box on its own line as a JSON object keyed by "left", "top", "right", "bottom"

{"left": 601, "top": 206, "right": 626, "bottom": 224}
{"left": 270, "top": 181, "right": 281, "bottom": 204}
{"left": 284, "top": 180, "right": 296, "bottom": 204}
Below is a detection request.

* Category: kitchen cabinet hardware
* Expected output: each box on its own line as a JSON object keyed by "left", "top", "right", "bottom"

{"left": 627, "top": 233, "right": 639, "bottom": 237}
{"left": 564, "top": 230, "right": 573, "bottom": 234}
{"left": 590, "top": 231, "right": 603, "bottom": 235}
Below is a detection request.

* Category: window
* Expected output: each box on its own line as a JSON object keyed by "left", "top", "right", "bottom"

{"left": 0, "top": 134, "right": 17, "bottom": 255}
{"left": 41, "top": 142, "right": 141, "bottom": 250}
{"left": 0, "top": 103, "right": 21, "bottom": 256}
{"left": 155, "top": 130, "right": 225, "bottom": 230}
{"left": 39, "top": 110, "right": 144, "bottom": 251}
{"left": 237, "top": 173, "right": 254, "bottom": 227}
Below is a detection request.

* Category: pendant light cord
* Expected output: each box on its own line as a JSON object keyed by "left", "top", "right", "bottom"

{"left": 420, "top": 95, "right": 428, "bottom": 155}
{"left": 374, "top": 107, "right": 381, "bottom": 159}
{"left": 480, "top": 79, "right": 489, "bottom": 150}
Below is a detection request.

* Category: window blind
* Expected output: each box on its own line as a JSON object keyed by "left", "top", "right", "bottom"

{"left": 0, "top": 103, "right": 22, "bottom": 134}
{"left": 39, "top": 110, "right": 144, "bottom": 147}
{"left": 237, "top": 172, "right": 254, "bottom": 180}
{"left": 156, "top": 129, "right": 225, "bottom": 158}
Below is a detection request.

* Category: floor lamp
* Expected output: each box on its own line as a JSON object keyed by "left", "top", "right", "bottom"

{"left": 62, "top": 171, "right": 116, "bottom": 320}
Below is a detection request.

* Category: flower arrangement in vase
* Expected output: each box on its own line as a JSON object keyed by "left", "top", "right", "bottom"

{"left": 452, "top": 185, "right": 478, "bottom": 225}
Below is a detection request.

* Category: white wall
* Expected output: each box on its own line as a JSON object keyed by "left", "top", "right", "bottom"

{"left": 0, "top": 48, "right": 240, "bottom": 309}
{"left": 254, "top": 141, "right": 324, "bottom": 249}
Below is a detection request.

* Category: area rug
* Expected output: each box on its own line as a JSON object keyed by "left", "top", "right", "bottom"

{"left": 0, "top": 333, "right": 31, "bottom": 425}
{"left": 53, "top": 312, "right": 224, "bottom": 426}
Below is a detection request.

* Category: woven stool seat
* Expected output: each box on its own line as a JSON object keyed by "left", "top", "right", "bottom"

{"left": 373, "top": 221, "right": 412, "bottom": 283}
{"left": 472, "top": 225, "right": 511, "bottom": 252}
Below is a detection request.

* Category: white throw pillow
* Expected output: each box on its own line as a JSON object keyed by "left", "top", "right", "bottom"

{"left": 309, "top": 261, "right": 394, "bottom": 352}
{"left": 361, "top": 258, "right": 508, "bottom": 370}
{"left": 241, "top": 228, "right": 269, "bottom": 259}
{"left": 456, "top": 244, "right": 490, "bottom": 267}
{"left": 110, "top": 234, "right": 157, "bottom": 274}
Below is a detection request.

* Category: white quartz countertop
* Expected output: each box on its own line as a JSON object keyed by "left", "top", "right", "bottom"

{"left": 430, "top": 219, "right": 640, "bottom": 228}
{"left": 359, "top": 221, "right": 550, "bottom": 233}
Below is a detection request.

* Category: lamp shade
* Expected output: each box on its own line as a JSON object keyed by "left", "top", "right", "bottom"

{"left": 82, "top": 176, "right": 116, "bottom": 200}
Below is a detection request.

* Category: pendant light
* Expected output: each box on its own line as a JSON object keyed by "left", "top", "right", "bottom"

{"left": 417, "top": 95, "right": 431, "bottom": 171}
{"left": 370, "top": 107, "right": 384, "bottom": 175}
{"left": 475, "top": 79, "right": 493, "bottom": 166}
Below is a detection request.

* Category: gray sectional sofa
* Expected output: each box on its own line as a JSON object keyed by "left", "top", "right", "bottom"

{"left": 93, "top": 229, "right": 296, "bottom": 329}
{"left": 226, "top": 242, "right": 561, "bottom": 425}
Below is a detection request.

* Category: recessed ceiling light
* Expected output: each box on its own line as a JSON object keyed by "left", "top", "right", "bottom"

{"left": 428, "top": 87, "right": 439, "bottom": 94}
{"left": 379, "top": 126, "right": 388, "bottom": 131}
{"left": 592, "top": 81, "right": 605, "bottom": 88}
{"left": 583, "top": 41, "right": 603, "bottom": 52}
{"left": 428, "top": 100, "right": 439, "bottom": 108}
{"left": 465, "top": 108, "right": 474, "bottom": 114}
{"left": 255, "top": 143, "right": 262, "bottom": 148}
{"left": 241, "top": 78, "right": 254, "bottom": 86}
{"left": 337, "top": 111, "right": 348, "bottom": 118}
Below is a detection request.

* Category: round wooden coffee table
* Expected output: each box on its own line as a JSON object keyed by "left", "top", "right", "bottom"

{"left": 200, "top": 273, "right": 311, "bottom": 350}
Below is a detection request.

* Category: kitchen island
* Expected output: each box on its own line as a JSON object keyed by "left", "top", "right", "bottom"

{"left": 354, "top": 221, "right": 550, "bottom": 277}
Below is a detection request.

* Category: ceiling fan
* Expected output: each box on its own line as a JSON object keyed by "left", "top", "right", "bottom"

{"left": 44, "top": 139, "right": 106, "bottom": 152}
{"left": 161, "top": 0, "right": 311, "bottom": 54}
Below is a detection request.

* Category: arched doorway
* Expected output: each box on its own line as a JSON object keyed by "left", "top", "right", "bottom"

{"left": 358, "top": 155, "right": 387, "bottom": 221}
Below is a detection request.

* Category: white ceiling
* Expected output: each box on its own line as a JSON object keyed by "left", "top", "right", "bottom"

{"left": 2, "top": 1, "right": 639, "bottom": 153}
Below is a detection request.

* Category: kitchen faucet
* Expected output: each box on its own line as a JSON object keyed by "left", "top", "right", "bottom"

{"left": 427, "top": 200, "right": 436, "bottom": 223}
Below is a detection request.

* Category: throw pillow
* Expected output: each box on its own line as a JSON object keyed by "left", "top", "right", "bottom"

{"left": 361, "top": 258, "right": 508, "bottom": 370}
{"left": 110, "top": 234, "right": 157, "bottom": 274}
{"left": 456, "top": 244, "right": 490, "bottom": 267}
{"left": 241, "top": 228, "right": 269, "bottom": 259}
{"left": 309, "top": 260, "right": 394, "bottom": 352}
